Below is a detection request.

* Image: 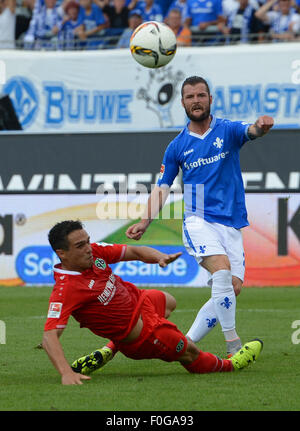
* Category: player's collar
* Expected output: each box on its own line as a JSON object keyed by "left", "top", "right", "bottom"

{"left": 53, "top": 264, "right": 82, "bottom": 275}
{"left": 187, "top": 115, "right": 216, "bottom": 140}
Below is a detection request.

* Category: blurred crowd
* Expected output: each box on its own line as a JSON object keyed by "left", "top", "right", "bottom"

{"left": 1, "top": 0, "right": 300, "bottom": 49}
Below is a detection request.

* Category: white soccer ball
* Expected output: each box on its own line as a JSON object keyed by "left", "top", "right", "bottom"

{"left": 130, "top": 21, "right": 177, "bottom": 69}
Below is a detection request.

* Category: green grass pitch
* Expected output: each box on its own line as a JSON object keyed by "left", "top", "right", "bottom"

{"left": 0, "top": 285, "right": 299, "bottom": 411}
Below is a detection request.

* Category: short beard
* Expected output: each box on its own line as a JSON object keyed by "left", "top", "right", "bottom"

{"left": 185, "top": 107, "right": 211, "bottom": 123}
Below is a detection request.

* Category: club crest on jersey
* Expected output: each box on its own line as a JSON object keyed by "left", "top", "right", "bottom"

{"left": 213, "top": 137, "right": 223, "bottom": 149}
{"left": 176, "top": 339, "right": 185, "bottom": 353}
{"left": 94, "top": 258, "right": 106, "bottom": 270}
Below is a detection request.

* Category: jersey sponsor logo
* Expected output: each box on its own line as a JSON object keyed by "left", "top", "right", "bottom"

{"left": 88, "top": 279, "right": 95, "bottom": 289}
{"left": 183, "top": 151, "right": 229, "bottom": 170}
{"left": 47, "top": 302, "right": 62, "bottom": 318}
{"left": 184, "top": 149, "right": 194, "bottom": 156}
{"left": 97, "top": 274, "right": 116, "bottom": 305}
{"left": 94, "top": 258, "right": 107, "bottom": 270}
{"left": 213, "top": 137, "right": 223, "bottom": 149}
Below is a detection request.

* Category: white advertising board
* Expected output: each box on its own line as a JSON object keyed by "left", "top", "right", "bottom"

{"left": 0, "top": 43, "right": 300, "bottom": 132}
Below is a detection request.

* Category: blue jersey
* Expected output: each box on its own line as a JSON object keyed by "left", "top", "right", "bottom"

{"left": 186, "top": 0, "right": 223, "bottom": 26}
{"left": 137, "top": 1, "right": 163, "bottom": 21}
{"left": 157, "top": 116, "right": 250, "bottom": 229}
{"left": 80, "top": 4, "right": 106, "bottom": 30}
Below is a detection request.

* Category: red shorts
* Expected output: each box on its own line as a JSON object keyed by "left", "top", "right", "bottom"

{"left": 115, "top": 289, "right": 188, "bottom": 362}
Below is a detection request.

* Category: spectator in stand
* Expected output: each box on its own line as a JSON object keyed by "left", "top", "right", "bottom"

{"left": 58, "top": 1, "right": 84, "bottom": 49}
{"left": 185, "top": 0, "right": 227, "bottom": 44}
{"left": 166, "top": 0, "right": 188, "bottom": 23}
{"left": 155, "top": 0, "right": 173, "bottom": 17}
{"left": 0, "top": 0, "right": 16, "bottom": 48}
{"left": 165, "top": 7, "right": 191, "bottom": 45}
{"left": 116, "top": 8, "right": 143, "bottom": 47}
{"left": 255, "top": 0, "right": 300, "bottom": 41}
{"left": 15, "top": 0, "right": 35, "bottom": 42}
{"left": 137, "top": 0, "right": 163, "bottom": 21}
{"left": 95, "top": 0, "right": 138, "bottom": 8}
{"left": 294, "top": 0, "right": 300, "bottom": 13}
{"left": 76, "top": 0, "right": 108, "bottom": 48}
{"left": 224, "top": 0, "right": 262, "bottom": 42}
{"left": 24, "top": 0, "right": 62, "bottom": 49}
{"left": 97, "top": 0, "right": 138, "bottom": 46}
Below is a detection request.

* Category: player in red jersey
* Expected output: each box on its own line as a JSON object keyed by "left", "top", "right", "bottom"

{"left": 43, "top": 220, "right": 263, "bottom": 385}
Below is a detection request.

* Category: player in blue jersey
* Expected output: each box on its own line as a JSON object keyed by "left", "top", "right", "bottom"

{"left": 126, "top": 76, "right": 274, "bottom": 356}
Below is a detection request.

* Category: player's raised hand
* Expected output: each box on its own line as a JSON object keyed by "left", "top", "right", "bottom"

{"left": 248, "top": 115, "right": 274, "bottom": 139}
{"left": 126, "top": 220, "right": 149, "bottom": 240}
{"left": 158, "top": 252, "right": 182, "bottom": 268}
{"left": 255, "top": 115, "right": 274, "bottom": 134}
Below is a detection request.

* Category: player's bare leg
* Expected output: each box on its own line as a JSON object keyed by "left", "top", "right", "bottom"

{"left": 164, "top": 291, "right": 176, "bottom": 318}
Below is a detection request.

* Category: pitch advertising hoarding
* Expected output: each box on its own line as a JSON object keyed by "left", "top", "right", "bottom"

{"left": 1, "top": 193, "right": 299, "bottom": 287}
{"left": 0, "top": 44, "right": 300, "bottom": 133}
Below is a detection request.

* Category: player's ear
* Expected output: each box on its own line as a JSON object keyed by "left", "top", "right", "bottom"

{"left": 55, "top": 249, "right": 65, "bottom": 261}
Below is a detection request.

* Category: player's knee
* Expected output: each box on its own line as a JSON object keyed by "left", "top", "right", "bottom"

{"left": 201, "top": 254, "right": 231, "bottom": 274}
{"left": 164, "top": 292, "right": 176, "bottom": 318}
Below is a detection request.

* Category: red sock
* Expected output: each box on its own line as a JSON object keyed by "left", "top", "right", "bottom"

{"left": 106, "top": 340, "right": 118, "bottom": 356}
{"left": 183, "top": 351, "right": 233, "bottom": 374}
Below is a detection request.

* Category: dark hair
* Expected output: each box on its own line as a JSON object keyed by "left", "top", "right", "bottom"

{"left": 48, "top": 220, "right": 83, "bottom": 251}
{"left": 181, "top": 76, "right": 210, "bottom": 98}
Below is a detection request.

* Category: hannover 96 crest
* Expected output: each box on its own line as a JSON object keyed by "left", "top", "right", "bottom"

{"left": 94, "top": 258, "right": 106, "bottom": 270}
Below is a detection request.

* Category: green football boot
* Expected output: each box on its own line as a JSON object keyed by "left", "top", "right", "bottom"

{"left": 71, "top": 346, "right": 113, "bottom": 375}
{"left": 230, "top": 339, "right": 263, "bottom": 371}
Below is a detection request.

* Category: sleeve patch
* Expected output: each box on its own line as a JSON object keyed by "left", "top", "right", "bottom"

{"left": 159, "top": 164, "right": 165, "bottom": 180}
{"left": 47, "top": 302, "right": 63, "bottom": 318}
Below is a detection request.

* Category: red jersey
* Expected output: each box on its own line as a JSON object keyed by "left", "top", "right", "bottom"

{"left": 44, "top": 242, "right": 145, "bottom": 341}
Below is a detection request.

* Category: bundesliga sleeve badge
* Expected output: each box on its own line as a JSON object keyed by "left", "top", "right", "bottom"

{"left": 159, "top": 164, "right": 165, "bottom": 180}
{"left": 47, "top": 302, "right": 63, "bottom": 318}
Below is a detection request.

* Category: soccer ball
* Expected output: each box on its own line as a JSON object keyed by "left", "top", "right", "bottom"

{"left": 130, "top": 21, "right": 177, "bottom": 69}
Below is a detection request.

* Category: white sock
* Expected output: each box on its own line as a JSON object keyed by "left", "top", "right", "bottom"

{"left": 186, "top": 298, "right": 219, "bottom": 343}
{"left": 211, "top": 269, "right": 238, "bottom": 338}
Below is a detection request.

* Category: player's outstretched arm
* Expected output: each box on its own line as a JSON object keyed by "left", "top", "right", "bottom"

{"left": 122, "top": 245, "right": 182, "bottom": 268}
{"left": 42, "top": 329, "right": 91, "bottom": 385}
{"left": 126, "top": 185, "right": 170, "bottom": 240}
{"left": 248, "top": 115, "right": 274, "bottom": 140}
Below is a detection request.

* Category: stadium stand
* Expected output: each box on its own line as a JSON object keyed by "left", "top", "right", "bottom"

{"left": 0, "top": 0, "right": 300, "bottom": 49}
